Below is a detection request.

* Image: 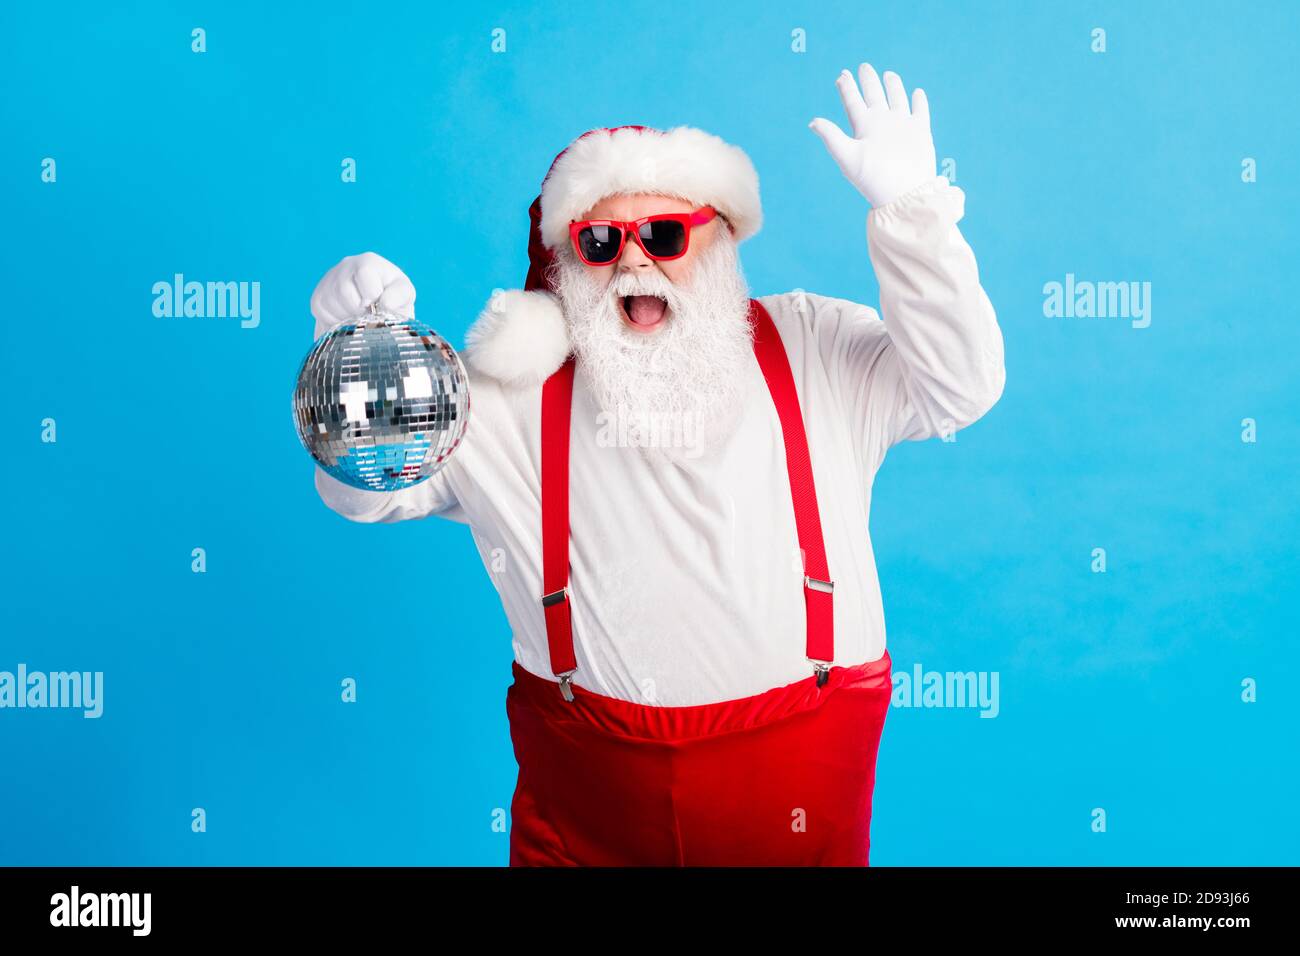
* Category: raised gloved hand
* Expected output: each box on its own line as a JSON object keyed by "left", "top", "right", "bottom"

{"left": 309, "top": 251, "right": 417, "bottom": 340}
{"left": 809, "top": 64, "right": 937, "bottom": 209}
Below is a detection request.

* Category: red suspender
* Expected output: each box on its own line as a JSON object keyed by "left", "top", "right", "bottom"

{"left": 748, "top": 299, "right": 836, "bottom": 677}
{"left": 539, "top": 299, "right": 835, "bottom": 700}
{"left": 540, "top": 354, "right": 579, "bottom": 700}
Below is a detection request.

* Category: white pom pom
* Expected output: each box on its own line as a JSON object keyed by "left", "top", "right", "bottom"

{"left": 463, "top": 289, "right": 571, "bottom": 388}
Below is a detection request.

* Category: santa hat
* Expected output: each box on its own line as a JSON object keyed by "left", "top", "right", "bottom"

{"left": 463, "top": 124, "right": 763, "bottom": 387}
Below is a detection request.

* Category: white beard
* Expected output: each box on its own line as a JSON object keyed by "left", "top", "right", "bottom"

{"left": 550, "top": 232, "right": 754, "bottom": 466}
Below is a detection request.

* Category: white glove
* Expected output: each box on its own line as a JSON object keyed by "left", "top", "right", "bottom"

{"left": 309, "top": 251, "right": 417, "bottom": 340}
{"left": 809, "top": 64, "right": 937, "bottom": 209}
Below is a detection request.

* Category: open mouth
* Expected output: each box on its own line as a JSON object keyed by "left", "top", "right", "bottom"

{"left": 619, "top": 294, "right": 669, "bottom": 333}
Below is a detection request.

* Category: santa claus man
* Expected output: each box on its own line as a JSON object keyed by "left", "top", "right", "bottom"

{"left": 309, "top": 64, "right": 1005, "bottom": 866}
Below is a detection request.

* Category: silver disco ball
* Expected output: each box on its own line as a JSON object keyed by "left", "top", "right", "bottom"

{"left": 292, "top": 307, "right": 470, "bottom": 491}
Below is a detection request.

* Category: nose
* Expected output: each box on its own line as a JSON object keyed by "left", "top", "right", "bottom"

{"left": 617, "top": 228, "right": 654, "bottom": 272}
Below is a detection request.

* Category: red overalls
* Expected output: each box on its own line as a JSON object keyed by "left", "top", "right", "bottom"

{"left": 506, "top": 299, "right": 893, "bottom": 866}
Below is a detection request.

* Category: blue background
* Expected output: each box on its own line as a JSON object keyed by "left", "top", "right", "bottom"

{"left": 2, "top": 0, "right": 1295, "bottom": 865}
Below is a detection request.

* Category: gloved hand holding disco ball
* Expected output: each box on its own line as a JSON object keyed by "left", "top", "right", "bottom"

{"left": 293, "top": 253, "right": 470, "bottom": 492}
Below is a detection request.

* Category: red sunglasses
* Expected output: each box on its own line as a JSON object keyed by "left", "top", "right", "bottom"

{"left": 569, "top": 206, "right": 718, "bottom": 266}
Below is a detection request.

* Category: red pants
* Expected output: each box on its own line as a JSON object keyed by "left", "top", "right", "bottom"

{"left": 505, "top": 651, "right": 893, "bottom": 866}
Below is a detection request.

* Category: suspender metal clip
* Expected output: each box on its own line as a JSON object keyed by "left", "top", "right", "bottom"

{"left": 541, "top": 588, "right": 577, "bottom": 701}
{"left": 805, "top": 576, "right": 833, "bottom": 687}
{"left": 557, "top": 670, "right": 577, "bottom": 703}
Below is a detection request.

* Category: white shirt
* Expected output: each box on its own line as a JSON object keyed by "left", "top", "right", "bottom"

{"left": 313, "top": 176, "right": 1006, "bottom": 706}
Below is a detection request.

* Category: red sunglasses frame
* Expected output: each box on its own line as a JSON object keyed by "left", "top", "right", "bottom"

{"left": 568, "top": 206, "right": 719, "bottom": 266}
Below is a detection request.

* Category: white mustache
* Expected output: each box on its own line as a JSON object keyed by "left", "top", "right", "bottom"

{"left": 607, "top": 270, "right": 677, "bottom": 304}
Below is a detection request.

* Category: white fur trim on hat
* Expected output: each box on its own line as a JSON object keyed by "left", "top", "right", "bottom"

{"left": 539, "top": 126, "right": 762, "bottom": 251}
{"left": 462, "top": 289, "right": 570, "bottom": 388}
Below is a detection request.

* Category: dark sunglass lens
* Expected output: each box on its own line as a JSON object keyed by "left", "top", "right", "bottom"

{"left": 578, "top": 225, "right": 622, "bottom": 263}
{"left": 639, "top": 219, "right": 686, "bottom": 258}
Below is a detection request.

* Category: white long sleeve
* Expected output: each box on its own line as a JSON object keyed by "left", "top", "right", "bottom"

{"left": 788, "top": 174, "right": 1006, "bottom": 477}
